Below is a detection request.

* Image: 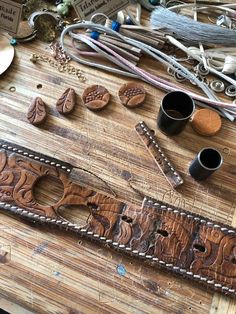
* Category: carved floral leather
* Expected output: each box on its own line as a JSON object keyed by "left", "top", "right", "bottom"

{"left": 0, "top": 143, "right": 235, "bottom": 298}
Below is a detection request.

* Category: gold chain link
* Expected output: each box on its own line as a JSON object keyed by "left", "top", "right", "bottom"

{"left": 30, "top": 53, "right": 86, "bottom": 82}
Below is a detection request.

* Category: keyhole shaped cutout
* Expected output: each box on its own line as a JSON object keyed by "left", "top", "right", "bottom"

{"left": 34, "top": 175, "right": 64, "bottom": 206}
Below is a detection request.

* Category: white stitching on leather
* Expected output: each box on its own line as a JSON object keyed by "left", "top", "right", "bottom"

{"left": 0, "top": 199, "right": 235, "bottom": 295}
{"left": 0, "top": 143, "right": 71, "bottom": 172}
{"left": 139, "top": 122, "right": 183, "bottom": 182}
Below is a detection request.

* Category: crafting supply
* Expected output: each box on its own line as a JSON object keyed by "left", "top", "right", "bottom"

{"left": 150, "top": 7, "right": 236, "bottom": 46}
{"left": 29, "top": 12, "right": 59, "bottom": 42}
{"left": 190, "top": 109, "right": 222, "bottom": 137}
{"left": 210, "top": 80, "right": 225, "bottom": 93}
{"left": 173, "top": 71, "right": 186, "bottom": 83}
{"left": 189, "top": 148, "right": 223, "bottom": 181}
{"left": 82, "top": 85, "right": 110, "bottom": 111}
{"left": 57, "top": 2, "right": 70, "bottom": 16}
{"left": 157, "top": 91, "right": 195, "bottom": 136}
{"left": 225, "top": 85, "right": 236, "bottom": 98}
{"left": 123, "top": 1, "right": 142, "bottom": 25}
{"left": 167, "top": 2, "right": 236, "bottom": 17}
{"left": 135, "top": 121, "right": 183, "bottom": 188}
{"left": 167, "top": 38, "right": 236, "bottom": 90}
{"left": 118, "top": 82, "right": 146, "bottom": 108}
{"left": 50, "top": 41, "right": 71, "bottom": 65}
{"left": 27, "top": 97, "right": 47, "bottom": 125}
{"left": 0, "top": 36, "right": 15, "bottom": 75}
{"left": 222, "top": 56, "right": 236, "bottom": 74}
{"left": 196, "top": 63, "right": 209, "bottom": 76}
{"left": 56, "top": 88, "right": 76, "bottom": 115}
{"left": 60, "top": 22, "right": 236, "bottom": 116}
{"left": 30, "top": 53, "right": 86, "bottom": 81}
{"left": 0, "top": 141, "right": 235, "bottom": 298}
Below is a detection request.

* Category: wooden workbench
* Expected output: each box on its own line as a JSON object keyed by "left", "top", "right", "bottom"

{"left": 0, "top": 12, "right": 236, "bottom": 314}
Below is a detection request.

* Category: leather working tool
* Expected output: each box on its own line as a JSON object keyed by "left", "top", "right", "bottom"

{"left": 0, "top": 140, "right": 235, "bottom": 298}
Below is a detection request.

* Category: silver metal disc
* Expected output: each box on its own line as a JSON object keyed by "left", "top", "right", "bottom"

{"left": 0, "top": 36, "right": 14, "bottom": 75}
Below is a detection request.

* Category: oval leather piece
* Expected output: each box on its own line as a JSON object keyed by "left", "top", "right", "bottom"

{"left": 119, "top": 82, "right": 146, "bottom": 108}
{"left": 190, "top": 109, "right": 222, "bottom": 136}
{"left": 27, "top": 97, "right": 47, "bottom": 125}
{"left": 56, "top": 88, "right": 76, "bottom": 115}
{"left": 82, "top": 85, "right": 110, "bottom": 111}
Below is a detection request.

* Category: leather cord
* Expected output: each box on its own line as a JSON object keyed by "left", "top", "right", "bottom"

{"left": 60, "top": 22, "right": 236, "bottom": 113}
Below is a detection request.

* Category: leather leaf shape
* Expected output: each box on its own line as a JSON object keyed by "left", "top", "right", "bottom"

{"left": 27, "top": 97, "right": 47, "bottom": 125}
{"left": 56, "top": 88, "right": 76, "bottom": 114}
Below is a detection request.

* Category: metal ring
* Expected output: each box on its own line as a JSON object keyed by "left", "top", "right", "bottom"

{"left": 210, "top": 80, "right": 225, "bottom": 93}
{"left": 9, "top": 86, "right": 16, "bottom": 92}
{"left": 167, "top": 67, "right": 174, "bottom": 75}
{"left": 225, "top": 85, "right": 236, "bottom": 98}
{"left": 173, "top": 71, "right": 186, "bottom": 82}
{"left": 197, "top": 63, "right": 209, "bottom": 76}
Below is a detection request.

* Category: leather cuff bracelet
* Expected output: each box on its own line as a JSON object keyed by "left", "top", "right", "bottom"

{"left": 0, "top": 140, "right": 235, "bottom": 298}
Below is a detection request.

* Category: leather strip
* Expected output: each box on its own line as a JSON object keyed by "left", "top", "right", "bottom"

{"left": 0, "top": 140, "right": 73, "bottom": 173}
{"left": 135, "top": 121, "right": 183, "bottom": 188}
{"left": 0, "top": 143, "right": 235, "bottom": 298}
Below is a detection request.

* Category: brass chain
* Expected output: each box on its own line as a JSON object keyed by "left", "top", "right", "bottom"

{"left": 30, "top": 53, "right": 86, "bottom": 82}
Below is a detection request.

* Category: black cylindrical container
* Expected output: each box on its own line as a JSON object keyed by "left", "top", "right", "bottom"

{"left": 189, "top": 148, "right": 223, "bottom": 181}
{"left": 157, "top": 91, "right": 195, "bottom": 136}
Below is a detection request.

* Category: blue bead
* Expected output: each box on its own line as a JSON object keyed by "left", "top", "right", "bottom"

{"left": 90, "top": 31, "right": 100, "bottom": 40}
{"left": 10, "top": 38, "right": 17, "bottom": 46}
{"left": 111, "top": 21, "right": 121, "bottom": 32}
{"left": 116, "top": 264, "right": 127, "bottom": 277}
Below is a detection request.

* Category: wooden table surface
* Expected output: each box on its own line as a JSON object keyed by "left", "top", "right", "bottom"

{"left": 0, "top": 10, "right": 236, "bottom": 314}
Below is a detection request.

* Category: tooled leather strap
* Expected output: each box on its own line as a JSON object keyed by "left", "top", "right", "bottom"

{"left": 0, "top": 143, "right": 235, "bottom": 297}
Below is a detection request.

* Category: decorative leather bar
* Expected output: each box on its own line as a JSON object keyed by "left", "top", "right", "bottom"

{"left": 0, "top": 142, "right": 235, "bottom": 298}
{"left": 135, "top": 121, "right": 183, "bottom": 188}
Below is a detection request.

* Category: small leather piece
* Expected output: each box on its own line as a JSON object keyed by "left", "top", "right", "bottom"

{"left": 56, "top": 88, "right": 76, "bottom": 115}
{"left": 118, "top": 82, "right": 146, "bottom": 108}
{"left": 136, "top": 121, "right": 183, "bottom": 188}
{"left": 0, "top": 142, "right": 235, "bottom": 298}
{"left": 27, "top": 97, "right": 47, "bottom": 125}
{"left": 82, "top": 85, "right": 110, "bottom": 111}
{"left": 190, "top": 109, "right": 222, "bottom": 136}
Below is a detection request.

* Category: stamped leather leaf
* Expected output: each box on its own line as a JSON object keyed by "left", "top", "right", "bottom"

{"left": 27, "top": 97, "right": 47, "bottom": 125}
{"left": 56, "top": 88, "right": 76, "bottom": 114}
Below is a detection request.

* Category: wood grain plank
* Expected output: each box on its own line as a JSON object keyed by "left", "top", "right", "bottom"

{"left": 0, "top": 8, "right": 236, "bottom": 312}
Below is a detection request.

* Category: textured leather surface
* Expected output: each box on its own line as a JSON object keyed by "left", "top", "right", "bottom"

{"left": 135, "top": 121, "right": 183, "bottom": 188}
{"left": 0, "top": 148, "right": 235, "bottom": 298}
